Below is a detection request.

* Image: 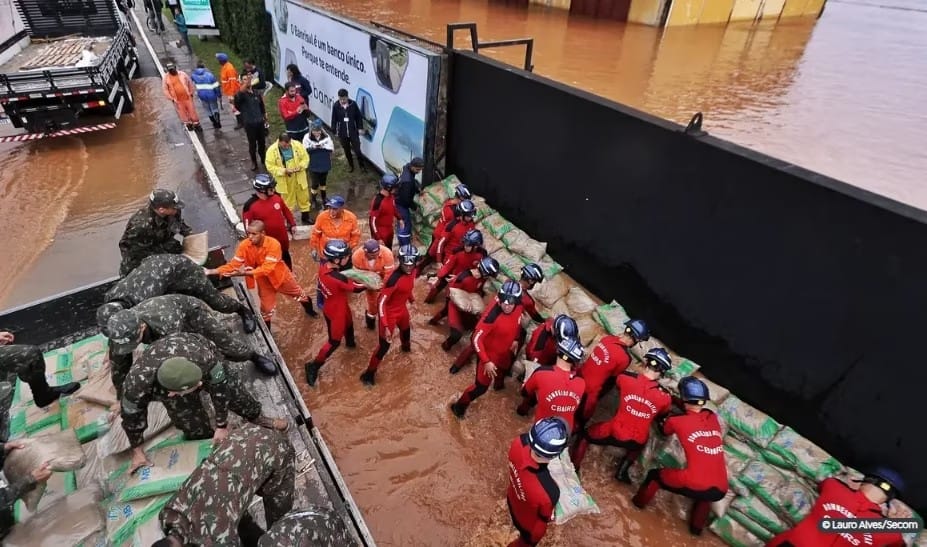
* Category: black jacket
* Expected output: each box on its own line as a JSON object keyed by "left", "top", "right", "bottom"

{"left": 396, "top": 163, "right": 421, "bottom": 209}
{"left": 233, "top": 90, "right": 265, "bottom": 126}
{"left": 331, "top": 99, "right": 363, "bottom": 139}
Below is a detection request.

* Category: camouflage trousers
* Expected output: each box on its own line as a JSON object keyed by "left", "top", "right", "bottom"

{"left": 158, "top": 367, "right": 262, "bottom": 440}
{"left": 0, "top": 345, "right": 46, "bottom": 385}
{"left": 258, "top": 508, "right": 355, "bottom": 547}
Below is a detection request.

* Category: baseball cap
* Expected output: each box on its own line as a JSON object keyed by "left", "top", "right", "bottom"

{"left": 363, "top": 239, "right": 379, "bottom": 253}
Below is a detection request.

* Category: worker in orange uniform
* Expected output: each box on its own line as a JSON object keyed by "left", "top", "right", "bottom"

{"left": 309, "top": 195, "right": 361, "bottom": 309}
{"left": 351, "top": 239, "right": 395, "bottom": 330}
{"left": 206, "top": 220, "right": 317, "bottom": 327}
{"left": 216, "top": 52, "right": 241, "bottom": 128}
{"left": 162, "top": 63, "right": 200, "bottom": 131}
{"left": 516, "top": 336, "right": 587, "bottom": 432}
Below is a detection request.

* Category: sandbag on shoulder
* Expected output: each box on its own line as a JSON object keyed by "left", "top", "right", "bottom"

{"left": 549, "top": 452, "right": 600, "bottom": 525}
{"left": 449, "top": 288, "right": 485, "bottom": 315}
{"left": 4, "top": 485, "right": 106, "bottom": 547}
{"left": 340, "top": 268, "right": 383, "bottom": 290}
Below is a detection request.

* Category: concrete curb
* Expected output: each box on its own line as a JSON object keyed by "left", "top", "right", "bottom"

{"left": 129, "top": 10, "right": 242, "bottom": 228}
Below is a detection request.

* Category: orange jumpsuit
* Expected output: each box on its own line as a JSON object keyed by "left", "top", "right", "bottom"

{"left": 217, "top": 236, "right": 308, "bottom": 322}
{"left": 351, "top": 245, "right": 395, "bottom": 317}
{"left": 162, "top": 70, "right": 199, "bottom": 124}
{"left": 219, "top": 62, "right": 241, "bottom": 113}
{"left": 309, "top": 209, "right": 362, "bottom": 256}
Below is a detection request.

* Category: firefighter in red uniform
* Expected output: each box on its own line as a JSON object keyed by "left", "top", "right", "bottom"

{"left": 514, "top": 263, "right": 548, "bottom": 357}
{"left": 449, "top": 280, "right": 524, "bottom": 418}
{"left": 506, "top": 416, "right": 569, "bottom": 547}
{"left": 418, "top": 183, "right": 472, "bottom": 275}
{"left": 242, "top": 175, "right": 298, "bottom": 270}
{"left": 360, "top": 245, "right": 419, "bottom": 386}
{"left": 524, "top": 314, "right": 578, "bottom": 366}
{"left": 632, "top": 376, "right": 728, "bottom": 536}
{"left": 436, "top": 200, "right": 477, "bottom": 264}
{"left": 516, "top": 336, "right": 587, "bottom": 432}
{"left": 576, "top": 318, "right": 650, "bottom": 427}
{"left": 570, "top": 347, "right": 673, "bottom": 482}
{"left": 429, "top": 256, "right": 500, "bottom": 352}
{"left": 304, "top": 239, "right": 367, "bottom": 387}
{"left": 424, "top": 229, "right": 487, "bottom": 304}
{"left": 369, "top": 174, "right": 404, "bottom": 249}
{"left": 767, "top": 468, "right": 906, "bottom": 547}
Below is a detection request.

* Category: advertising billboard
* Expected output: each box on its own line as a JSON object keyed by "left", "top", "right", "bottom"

{"left": 178, "top": 0, "right": 216, "bottom": 28}
{"left": 266, "top": 0, "right": 435, "bottom": 175}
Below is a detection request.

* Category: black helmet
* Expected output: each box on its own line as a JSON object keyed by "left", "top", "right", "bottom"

{"left": 520, "top": 263, "right": 544, "bottom": 284}
{"left": 398, "top": 245, "right": 420, "bottom": 266}
{"left": 498, "top": 279, "right": 523, "bottom": 305}
{"left": 454, "top": 184, "right": 472, "bottom": 200}
{"left": 455, "top": 200, "right": 476, "bottom": 218}
{"left": 862, "top": 467, "right": 905, "bottom": 500}
{"left": 323, "top": 239, "right": 351, "bottom": 260}
{"left": 476, "top": 257, "right": 499, "bottom": 278}
{"left": 253, "top": 174, "right": 275, "bottom": 192}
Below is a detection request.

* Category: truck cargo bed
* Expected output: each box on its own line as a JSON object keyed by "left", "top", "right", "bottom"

{"left": 1, "top": 37, "right": 113, "bottom": 73}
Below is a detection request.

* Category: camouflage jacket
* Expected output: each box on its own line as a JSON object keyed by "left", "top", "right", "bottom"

{"left": 122, "top": 294, "right": 215, "bottom": 342}
{"left": 121, "top": 332, "right": 231, "bottom": 448}
{"left": 104, "top": 254, "right": 204, "bottom": 310}
{"left": 160, "top": 423, "right": 295, "bottom": 545}
{"left": 258, "top": 508, "right": 355, "bottom": 547}
{"left": 118, "top": 206, "right": 192, "bottom": 275}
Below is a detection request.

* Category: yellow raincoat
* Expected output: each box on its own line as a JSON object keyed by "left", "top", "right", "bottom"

{"left": 265, "top": 140, "right": 311, "bottom": 214}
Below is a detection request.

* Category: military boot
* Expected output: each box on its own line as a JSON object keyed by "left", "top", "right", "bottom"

{"left": 238, "top": 307, "right": 257, "bottom": 333}
{"left": 30, "top": 377, "right": 80, "bottom": 408}
{"left": 251, "top": 353, "right": 277, "bottom": 376}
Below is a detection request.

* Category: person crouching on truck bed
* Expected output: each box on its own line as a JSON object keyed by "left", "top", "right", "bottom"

{"left": 243, "top": 174, "right": 297, "bottom": 270}
{"left": 266, "top": 133, "right": 312, "bottom": 225}
{"left": 155, "top": 423, "right": 295, "bottom": 547}
{"left": 395, "top": 157, "right": 425, "bottom": 240}
{"left": 205, "top": 220, "right": 317, "bottom": 328}
{"left": 118, "top": 189, "right": 192, "bottom": 277}
{"left": 576, "top": 318, "right": 650, "bottom": 429}
{"left": 516, "top": 334, "right": 586, "bottom": 432}
{"left": 303, "top": 120, "right": 333, "bottom": 210}
{"left": 449, "top": 280, "right": 524, "bottom": 419}
{"left": 417, "top": 182, "right": 471, "bottom": 275}
{"left": 216, "top": 53, "right": 241, "bottom": 128}
{"left": 304, "top": 240, "right": 368, "bottom": 388}
{"left": 632, "top": 376, "right": 727, "bottom": 536}
{"left": 570, "top": 347, "right": 673, "bottom": 482}
{"left": 514, "top": 263, "right": 549, "bottom": 357}
{"left": 424, "top": 228, "right": 487, "bottom": 304}
{"left": 352, "top": 239, "right": 395, "bottom": 330}
{"left": 190, "top": 62, "right": 222, "bottom": 129}
{"left": 523, "top": 314, "right": 579, "bottom": 367}
{"left": 360, "top": 245, "right": 419, "bottom": 386}
{"left": 162, "top": 63, "right": 200, "bottom": 132}
{"left": 429, "top": 256, "right": 500, "bottom": 352}
{"left": 370, "top": 174, "right": 404, "bottom": 249}
{"left": 506, "top": 416, "right": 569, "bottom": 547}
{"left": 0, "top": 330, "right": 79, "bottom": 407}
{"left": 767, "top": 468, "right": 907, "bottom": 547}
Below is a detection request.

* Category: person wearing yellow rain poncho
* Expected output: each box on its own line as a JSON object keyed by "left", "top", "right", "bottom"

{"left": 265, "top": 133, "right": 313, "bottom": 224}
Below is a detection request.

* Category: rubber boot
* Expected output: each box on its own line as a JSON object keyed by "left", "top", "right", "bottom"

{"left": 305, "top": 361, "right": 322, "bottom": 387}
{"left": 515, "top": 397, "right": 532, "bottom": 416}
{"left": 234, "top": 113, "right": 243, "bottom": 129}
{"left": 30, "top": 377, "right": 80, "bottom": 408}
{"left": 365, "top": 313, "right": 376, "bottom": 330}
{"left": 615, "top": 456, "right": 634, "bottom": 484}
{"left": 301, "top": 300, "right": 318, "bottom": 317}
{"left": 238, "top": 307, "right": 257, "bottom": 333}
{"left": 251, "top": 353, "right": 277, "bottom": 376}
{"left": 359, "top": 369, "right": 376, "bottom": 386}
{"left": 689, "top": 501, "right": 711, "bottom": 536}
{"left": 450, "top": 401, "right": 467, "bottom": 419}
{"left": 399, "top": 328, "right": 411, "bottom": 352}
{"left": 493, "top": 375, "right": 506, "bottom": 391}
{"left": 301, "top": 211, "right": 312, "bottom": 224}
{"left": 345, "top": 325, "right": 356, "bottom": 348}
{"left": 210, "top": 114, "right": 220, "bottom": 128}
{"left": 632, "top": 471, "right": 661, "bottom": 509}
{"left": 215, "top": 112, "right": 222, "bottom": 128}
{"left": 237, "top": 512, "right": 266, "bottom": 547}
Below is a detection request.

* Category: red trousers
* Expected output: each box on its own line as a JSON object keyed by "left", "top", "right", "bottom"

{"left": 457, "top": 351, "right": 514, "bottom": 408}
{"left": 313, "top": 306, "right": 356, "bottom": 364}
{"left": 579, "top": 381, "right": 612, "bottom": 423}
{"left": 367, "top": 311, "right": 411, "bottom": 372}
{"left": 506, "top": 497, "right": 546, "bottom": 547}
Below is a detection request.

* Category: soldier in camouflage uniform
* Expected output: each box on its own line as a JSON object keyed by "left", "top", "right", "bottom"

{"left": 0, "top": 330, "right": 80, "bottom": 407}
{"left": 121, "top": 332, "right": 287, "bottom": 474}
{"left": 258, "top": 508, "right": 355, "bottom": 547}
{"left": 155, "top": 423, "right": 295, "bottom": 547}
{"left": 118, "top": 189, "right": 193, "bottom": 276}
{"left": 97, "top": 253, "right": 257, "bottom": 335}
{"left": 103, "top": 294, "right": 277, "bottom": 396}
{"left": 0, "top": 441, "right": 52, "bottom": 536}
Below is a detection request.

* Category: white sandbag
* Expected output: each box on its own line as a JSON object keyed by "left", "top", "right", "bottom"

{"left": 482, "top": 234, "right": 505, "bottom": 255}
{"left": 711, "top": 489, "right": 737, "bottom": 518}
{"left": 564, "top": 287, "right": 597, "bottom": 316}
{"left": 182, "top": 232, "right": 209, "bottom": 266}
{"left": 503, "top": 229, "right": 547, "bottom": 262}
{"left": 530, "top": 274, "right": 569, "bottom": 310}
{"left": 449, "top": 288, "right": 486, "bottom": 315}
{"left": 709, "top": 514, "right": 765, "bottom": 547}
{"left": 548, "top": 452, "right": 600, "bottom": 525}
{"left": 107, "top": 436, "right": 213, "bottom": 502}
{"left": 13, "top": 470, "right": 77, "bottom": 521}
{"left": 762, "top": 426, "right": 843, "bottom": 482}
{"left": 718, "top": 396, "right": 783, "bottom": 448}
{"left": 340, "top": 268, "right": 383, "bottom": 290}
{"left": 97, "top": 402, "right": 173, "bottom": 457}
{"left": 104, "top": 493, "right": 172, "bottom": 547}
{"left": 291, "top": 225, "right": 312, "bottom": 240}
{"left": 592, "top": 301, "right": 630, "bottom": 335}
{"left": 5, "top": 485, "right": 105, "bottom": 547}
{"left": 522, "top": 360, "right": 542, "bottom": 384}
{"left": 76, "top": 365, "right": 118, "bottom": 408}
{"left": 574, "top": 314, "right": 603, "bottom": 346}
{"left": 4, "top": 428, "right": 86, "bottom": 511}
{"left": 76, "top": 439, "right": 103, "bottom": 489}
{"left": 738, "top": 459, "right": 791, "bottom": 512}
{"left": 731, "top": 495, "right": 789, "bottom": 536}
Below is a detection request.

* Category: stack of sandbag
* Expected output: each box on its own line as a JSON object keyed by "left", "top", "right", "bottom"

{"left": 4, "top": 485, "right": 107, "bottom": 547}
{"left": 592, "top": 300, "right": 630, "bottom": 335}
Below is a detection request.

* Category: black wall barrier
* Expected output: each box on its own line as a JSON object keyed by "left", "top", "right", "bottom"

{"left": 446, "top": 50, "right": 926, "bottom": 511}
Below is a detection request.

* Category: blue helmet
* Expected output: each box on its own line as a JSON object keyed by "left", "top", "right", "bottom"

{"left": 455, "top": 184, "right": 472, "bottom": 200}
{"left": 520, "top": 263, "right": 544, "bottom": 284}
{"left": 398, "top": 245, "right": 420, "bottom": 266}
{"left": 322, "top": 239, "right": 351, "bottom": 260}
{"left": 310, "top": 119, "right": 323, "bottom": 130}
{"left": 380, "top": 174, "right": 399, "bottom": 190}
{"left": 498, "top": 279, "right": 524, "bottom": 305}
{"left": 215, "top": 52, "right": 229, "bottom": 63}
{"left": 326, "top": 195, "right": 346, "bottom": 209}
{"left": 556, "top": 336, "right": 585, "bottom": 364}
{"left": 552, "top": 314, "right": 578, "bottom": 344}
{"left": 477, "top": 257, "right": 499, "bottom": 278}
{"left": 527, "top": 417, "right": 570, "bottom": 458}
{"left": 462, "top": 229, "right": 483, "bottom": 248}
{"left": 864, "top": 467, "right": 905, "bottom": 499}
{"left": 643, "top": 347, "right": 672, "bottom": 373}
{"left": 624, "top": 319, "right": 650, "bottom": 342}
{"left": 678, "top": 376, "right": 709, "bottom": 403}
{"left": 455, "top": 199, "right": 476, "bottom": 217}
{"left": 252, "top": 173, "right": 275, "bottom": 191}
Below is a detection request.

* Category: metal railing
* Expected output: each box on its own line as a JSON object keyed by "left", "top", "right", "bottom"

{"left": 446, "top": 22, "right": 535, "bottom": 72}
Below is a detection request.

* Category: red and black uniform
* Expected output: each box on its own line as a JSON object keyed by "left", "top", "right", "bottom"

{"left": 506, "top": 433, "right": 560, "bottom": 547}
{"left": 421, "top": 199, "right": 459, "bottom": 272}
{"left": 430, "top": 270, "right": 488, "bottom": 350}
{"left": 424, "top": 245, "right": 487, "bottom": 303}
{"left": 516, "top": 365, "right": 586, "bottom": 432}
{"left": 570, "top": 371, "right": 672, "bottom": 468}
{"left": 524, "top": 318, "right": 558, "bottom": 366}
{"left": 242, "top": 194, "right": 296, "bottom": 269}
{"left": 767, "top": 478, "right": 905, "bottom": 547}
{"left": 576, "top": 335, "right": 632, "bottom": 424}
{"left": 454, "top": 301, "right": 523, "bottom": 409}
{"left": 369, "top": 192, "right": 402, "bottom": 249}
{"left": 365, "top": 268, "right": 415, "bottom": 373}
{"left": 312, "top": 262, "right": 366, "bottom": 365}
{"left": 515, "top": 289, "right": 546, "bottom": 355}
{"left": 437, "top": 217, "right": 475, "bottom": 264}
{"left": 633, "top": 408, "right": 728, "bottom": 534}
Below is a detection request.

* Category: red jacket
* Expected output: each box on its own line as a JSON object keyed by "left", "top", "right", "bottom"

{"left": 577, "top": 335, "right": 632, "bottom": 391}
{"left": 278, "top": 94, "right": 307, "bottom": 122}
{"left": 378, "top": 269, "right": 414, "bottom": 328}
{"left": 369, "top": 192, "right": 401, "bottom": 240}
{"left": 604, "top": 372, "right": 672, "bottom": 444}
{"left": 449, "top": 270, "right": 486, "bottom": 296}
{"left": 767, "top": 478, "right": 905, "bottom": 547}
{"left": 318, "top": 262, "right": 365, "bottom": 319}
{"left": 435, "top": 199, "right": 457, "bottom": 236}
{"left": 437, "top": 218, "right": 476, "bottom": 260}
{"left": 525, "top": 318, "right": 557, "bottom": 366}
{"left": 522, "top": 365, "right": 586, "bottom": 432}
{"left": 507, "top": 433, "right": 559, "bottom": 545}
{"left": 473, "top": 301, "right": 523, "bottom": 363}
{"left": 242, "top": 194, "right": 295, "bottom": 252}
{"left": 663, "top": 409, "right": 728, "bottom": 492}
{"left": 520, "top": 291, "right": 545, "bottom": 323}
{"left": 437, "top": 246, "right": 486, "bottom": 279}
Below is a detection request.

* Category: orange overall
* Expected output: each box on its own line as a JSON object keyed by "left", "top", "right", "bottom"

{"left": 217, "top": 236, "right": 308, "bottom": 322}
{"left": 351, "top": 245, "right": 395, "bottom": 317}
{"left": 219, "top": 62, "right": 241, "bottom": 113}
{"left": 162, "top": 70, "right": 199, "bottom": 124}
